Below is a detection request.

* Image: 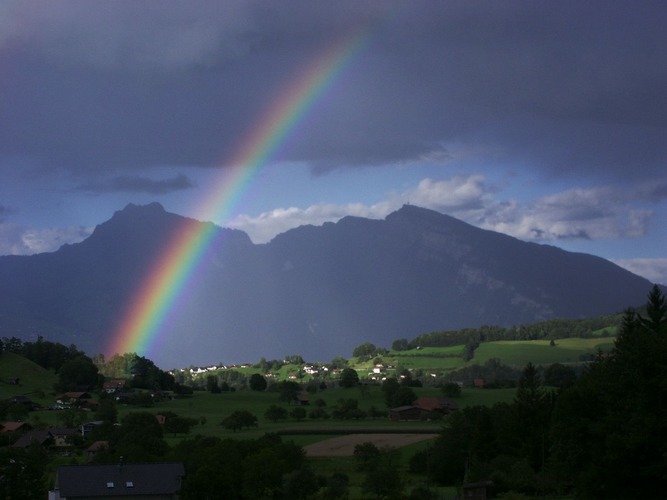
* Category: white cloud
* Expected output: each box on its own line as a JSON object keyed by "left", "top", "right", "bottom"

{"left": 476, "top": 187, "right": 652, "bottom": 242}
{"left": 226, "top": 201, "right": 394, "bottom": 243}
{"left": 611, "top": 259, "right": 667, "bottom": 285}
{"left": 405, "top": 176, "right": 493, "bottom": 211}
{"left": 226, "top": 176, "right": 658, "bottom": 252}
{"left": 0, "top": 223, "right": 91, "bottom": 255}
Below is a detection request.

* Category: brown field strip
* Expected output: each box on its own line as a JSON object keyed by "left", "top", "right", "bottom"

{"left": 303, "top": 433, "right": 438, "bottom": 457}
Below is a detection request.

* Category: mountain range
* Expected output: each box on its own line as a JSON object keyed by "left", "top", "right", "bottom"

{"left": 0, "top": 203, "right": 656, "bottom": 368}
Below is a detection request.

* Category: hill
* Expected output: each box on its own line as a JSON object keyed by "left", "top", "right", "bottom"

{"left": 0, "top": 352, "right": 59, "bottom": 404}
{"left": 0, "top": 203, "right": 658, "bottom": 368}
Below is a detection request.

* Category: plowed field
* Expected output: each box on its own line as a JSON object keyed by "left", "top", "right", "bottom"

{"left": 303, "top": 433, "right": 438, "bottom": 457}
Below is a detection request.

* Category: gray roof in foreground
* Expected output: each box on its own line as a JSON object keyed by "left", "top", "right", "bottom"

{"left": 56, "top": 462, "right": 185, "bottom": 497}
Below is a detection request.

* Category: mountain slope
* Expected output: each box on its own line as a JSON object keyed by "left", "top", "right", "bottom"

{"left": 0, "top": 203, "right": 656, "bottom": 367}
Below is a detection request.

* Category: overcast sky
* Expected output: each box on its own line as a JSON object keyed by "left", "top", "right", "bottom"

{"left": 0, "top": 0, "right": 666, "bottom": 284}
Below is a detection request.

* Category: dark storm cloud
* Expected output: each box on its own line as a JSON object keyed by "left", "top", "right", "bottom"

{"left": 0, "top": 205, "right": 15, "bottom": 222}
{"left": 637, "top": 180, "right": 667, "bottom": 202}
{"left": 1, "top": 1, "right": 665, "bottom": 179}
{"left": 77, "top": 174, "right": 194, "bottom": 194}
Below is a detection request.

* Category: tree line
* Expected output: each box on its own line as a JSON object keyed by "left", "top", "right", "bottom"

{"left": 394, "top": 314, "right": 621, "bottom": 350}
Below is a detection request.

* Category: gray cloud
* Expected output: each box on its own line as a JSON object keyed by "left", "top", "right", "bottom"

{"left": 77, "top": 174, "right": 195, "bottom": 194}
{"left": 0, "top": 205, "right": 15, "bottom": 222}
{"left": 474, "top": 186, "right": 653, "bottom": 242}
{"left": 0, "top": 1, "right": 665, "bottom": 182}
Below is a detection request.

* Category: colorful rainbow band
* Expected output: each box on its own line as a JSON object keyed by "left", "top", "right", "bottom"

{"left": 107, "top": 27, "right": 370, "bottom": 361}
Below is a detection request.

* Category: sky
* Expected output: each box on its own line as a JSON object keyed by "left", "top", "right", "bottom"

{"left": 0, "top": 0, "right": 666, "bottom": 285}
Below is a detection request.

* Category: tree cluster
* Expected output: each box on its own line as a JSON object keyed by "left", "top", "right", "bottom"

{"left": 352, "top": 342, "right": 388, "bottom": 359}
{"left": 1, "top": 336, "right": 87, "bottom": 371}
{"left": 174, "top": 434, "right": 318, "bottom": 499}
{"left": 413, "top": 285, "right": 667, "bottom": 498}
{"left": 131, "top": 355, "right": 175, "bottom": 391}
{"left": 353, "top": 442, "right": 404, "bottom": 499}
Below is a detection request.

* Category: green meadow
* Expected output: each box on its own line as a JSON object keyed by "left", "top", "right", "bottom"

{"left": 347, "top": 336, "right": 617, "bottom": 374}
{"left": 472, "top": 337, "right": 614, "bottom": 367}
{"left": 0, "top": 352, "right": 58, "bottom": 405}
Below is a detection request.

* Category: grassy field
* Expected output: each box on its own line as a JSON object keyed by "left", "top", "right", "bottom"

{"left": 472, "top": 337, "right": 614, "bottom": 367}
{"left": 106, "top": 384, "right": 516, "bottom": 442}
{"left": 0, "top": 352, "right": 59, "bottom": 405}
{"left": 344, "top": 336, "right": 617, "bottom": 376}
{"left": 378, "top": 345, "right": 467, "bottom": 371}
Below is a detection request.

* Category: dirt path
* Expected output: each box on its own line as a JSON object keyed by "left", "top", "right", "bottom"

{"left": 303, "top": 433, "right": 438, "bottom": 457}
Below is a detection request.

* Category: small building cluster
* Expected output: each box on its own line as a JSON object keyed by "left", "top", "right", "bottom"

{"left": 389, "top": 396, "right": 459, "bottom": 422}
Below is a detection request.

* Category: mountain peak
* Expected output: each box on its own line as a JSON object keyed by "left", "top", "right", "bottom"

{"left": 117, "top": 202, "right": 166, "bottom": 216}
{"left": 388, "top": 203, "right": 443, "bottom": 218}
{"left": 387, "top": 204, "right": 474, "bottom": 231}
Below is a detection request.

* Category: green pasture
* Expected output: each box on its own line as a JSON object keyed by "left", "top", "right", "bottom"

{"left": 457, "top": 388, "right": 517, "bottom": 407}
{"left": 115, "top": 385, "right": 444, "bottom": 442}
{"left": 591, "top": 325, "right": 618, "bottom": 337}
{"left": 472, "top": 337, "right": 615, "bottom": 367}
{"left": 380, "top": 345, "right": 467, "bottom": 372}
{"left": 109, "top": 384, "right": 514, "bottom": 444}
{"left": 0, "top": 352, "right": 59, "bottom": 405}
{"left": 347, "top": 335, "right": 618, "bottom": 374}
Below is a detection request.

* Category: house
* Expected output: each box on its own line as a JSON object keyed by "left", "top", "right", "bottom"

{"left": 11, "top": 430, "right": 53, "bottom": 448}
{"left": 0, "top": 421, "right": 32, "bottom": 433}
{"left": 296, "top": 391, "right": 310, "bottom": 406}
{"left": 60, "top": 392, "right": 98, "bottom": 409}
{"left": 80, "top": 420, "right": 104, "bottom": 438}
{"left": 7, "top": 395, "right": 40, "bottom": 410}
{"left": 103, "top": 380, "right": 126, "bottom": 394}
{"left": 50, "top": 461, "right": 185, "bottom": 499}
{"left": 11, "top": 428, "right": 78, "bottom": 449}
{"left": 62, "top": 392, "right": 93, "bottom": 402}
{"left": 86, "top": 441, "right": 109, "bottom": 462}
{"left": 50, "top": 428, "right": 79, "bottom": 447}
{"left": 389, "top": 405, "right": 425, "bottom": 421}
{"left": 463, "top": 480, "right": 493, "bottom": 499}
{"left": 413, "top": 397, "right": 459, "bottom": 415}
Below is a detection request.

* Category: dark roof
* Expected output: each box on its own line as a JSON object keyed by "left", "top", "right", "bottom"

{"left": 0, "top": 421, "right": 32, "bottom": 432}
{"left": 390, "top": 405, "right": 421, "bottom": 413}
{"left": 103, "top": 380, "right": 126, "bottom": 389}
{"left": 57, "top": 462, "right": 185, "bottom": 497}
{"left": 12, "top": 430, "right": 52, "bottom": 448}
{"left": 413, "top": 396, "right": 459, "bottom": 412}
{"left": 86, "top": 440, "right": 109, "bottom": 452}
{"left": 8, "top": 395, "right": 32, "bottom": 403}
{"left": 63, "top": 392, "right": 92, "bottom": 399}
{"left": 49, "top": 427, "right": 79, "bottom": 436}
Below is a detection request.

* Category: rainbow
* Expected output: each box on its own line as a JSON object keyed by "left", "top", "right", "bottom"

{"left": 106, "top": 28, "right": 370, "bottom": 360}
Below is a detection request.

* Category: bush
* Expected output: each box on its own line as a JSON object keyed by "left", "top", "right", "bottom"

{"left": 441, "top": 382, "right": 461, "bottom": 398}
